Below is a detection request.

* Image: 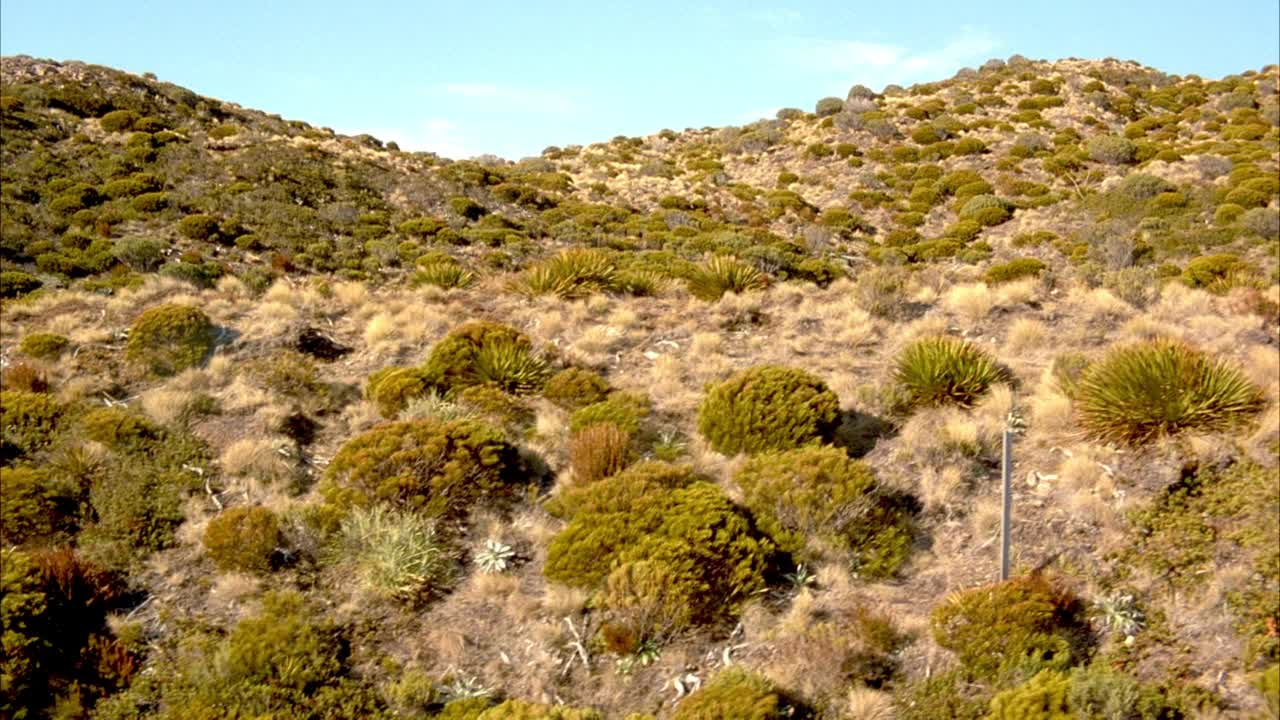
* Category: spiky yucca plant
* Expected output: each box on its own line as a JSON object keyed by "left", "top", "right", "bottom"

{"left": 1074, "top": 338, "right": 1264, "bottom": 446}
{"left": 515, "top": 248, "right": 617, "bottom": 298}
{"left": 338, "top": 506, "right": 452, "bottom": 605}
{"left": 413, "top": 261, "right": 474, "bottom": 289}
{"left": 470, "top": 338, "right": 550, "bottom": 394}
{"left": 893, "top": 336, "right": 1007, "bottom": 410}
{"left": 686, "top": 255, "right": 766, "bottom": 302}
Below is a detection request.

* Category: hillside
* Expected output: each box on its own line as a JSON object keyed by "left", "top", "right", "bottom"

{"left": 1, "top": 53, "right": 1278, "bottom": 719}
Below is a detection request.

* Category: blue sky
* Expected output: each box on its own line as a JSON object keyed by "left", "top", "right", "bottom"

{"left": 2, "top": 1, "right": 1278, "bottom": 159}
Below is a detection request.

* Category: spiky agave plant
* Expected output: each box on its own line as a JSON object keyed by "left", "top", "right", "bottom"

{"left": 515, "top": 248, "right": 617, "bottom": 299}
{"left": 1074, "top": 338, "right": 1264, "bottom": 446}
{"left": 686, "top": 255, "right": 766, "bottom": 302}
{"left": 470, "top": 338, "right": 550, "bottom": 394}
{"left": 893, "top": 336, "right": 1008, "bottom": 410}
{"left": 413, "top": 261, "right": 474, "bottom": 290}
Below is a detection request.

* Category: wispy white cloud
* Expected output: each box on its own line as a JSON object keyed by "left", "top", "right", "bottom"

{"left": 344, "top": 118, "right": 476, "bottom": 159}
{"left": 783, "top": 26, "right": 1000, "bottom": 88}
{"left": 439, "top": 82, "right": 576, "bottom": 114}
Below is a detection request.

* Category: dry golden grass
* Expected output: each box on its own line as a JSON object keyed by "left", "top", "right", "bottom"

{"left": 968, "top": 495, "right": 1002, "bottom": 544}
{"left": 332, "top": 280, "right": 369, "bottom": 309}
{"left": 944, "top": 282, "right": 995, "bottom": 323}
{"left": 919, "top": 465, "right": 967, "bottom": 515}
{"left": 845, "top": 686, "right": 896, "bottom": 720}
{"left": 219, "top": 437, "right": 294, "bottom": 486}
{"left": 1003, "top": 317, "right": 1049, "bottom": 354}
{"left": 541, "top": 585, "right": 588, "bottom": 618}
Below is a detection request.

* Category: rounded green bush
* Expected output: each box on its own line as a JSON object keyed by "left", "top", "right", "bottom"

{"left": 931, "top": 574, "right": 1088, "bottom": 678}
{"left": 698, "top": 366, "right": 841, "bottom": 455}
{"left": 366, "top": 366, "right": 437, "bottom": 418}
{"left": 734, "top": 445, "right": 915, "bottom": 576}
{"left": 177, "top": 214, "right": 220, "bottom": 241}
{"left": 544, "top": 473, "right": 774, "bottom": 628}
{"left": 80, "top": 407, "right": 159, "bottom": 448}
{"left": 568, "top": 392, "right": 650, "bottom": 435}
{"left": 959, "top": 194, "right": 1011, "bottom": 226}
{"left": 1086, "top": 135, "right": 1137, "bottom": 164}
{"left": 1181, "top": 253, "right": 1252, "bottom": 289}
{"left": 986, "top": 670, "right": 1072, "bottom": 719}
{"left": 671, "top": 668, "right": 800, "bottom": 719}
{"left": 984, "top": 257, "right": 1046, "bottom": 284}
{"left": 112, "top": 236, "right": 167, "bottom": 272}
{"left": 1074, "top": 338, "right": 1264, "bottom": 446}
{"left": 542, "top": 367, "right": 610, "bottom": 410}
{"left": 0, "top": 270, "right": 42, "bottom": 298}
{"left": 323, "top": 418, "right": 523, "bottom": 520}
{"left": 124, "top": 304, "right": 217, "bottom": 376}
{"left": 203, "top": 506, "right": 282, "bottom": 573}
{"left": 0, "top": 390, "right": 61, "bottom": 455}
{"left": 99, "top": 110, "right": 139, "bottom": 133}
{"left": 0, "top": 466, "right": 67, "bottom": 545}
{"left": 814, "top": 97, "right": 844, "bottom": 116}
{"left": 18, "top": 333, "right": 69, "bottom": 359}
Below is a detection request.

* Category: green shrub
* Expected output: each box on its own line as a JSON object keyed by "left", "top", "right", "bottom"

{"left": 0, "top": 270, "right": 42, "bottom": 298}
{"left": 959, "top": 195, "right": 1011, "bottom": 226}
{"left": 893, "top": 337, "right": 1007, "bottom": 410}
{"left": 985, "top": 670, "right": 1072, "bottom": 719}
{"left": 366, "top": 366, "right": 437, "bottom": 418}
{"left": 323, "top": 418, "right": 523, "bottom": 520}
{"left": 0, "top": 466, "right": 72, "bottom": 545}
{"left": 815, "top": 97, "right": 844, "bottom": 116}
{"left": 542, "top": 368, "right": 610, "bottom": 410}
{"left": 544, "top": 474, "right": 774, "bottom": 627}
{"left": 516, "top": 249, "right": 618, "bottom": 298}
{"left": 80, "top": 407, "right": 159, "bottom": 448}
{"left": 671, "top": 668, "right": 801, "bottom": 719}
{"left": 569, "top": 422, "right": 633, "bottom": 485}
{"left": 449, "top": 196, "right": 488, "bottom": 220}
{"left": 698, "top": 365, "right": 841, "bottom": 455}
{"left": 568, "top": 392, "right": 650, "bottom": 436}
{"left": 1255, "top": 664, "right": 1279, "bottom": 718}
{"left": 84, "top": 459, "right": 186, "bottom": 560}
{"left": 130, "top": 191, "right": 167, "bottom": 212}
{"left": 424, "top": 321, "right": 534, "bottom": 393}
{"left": 112, "top": 236, "right": 167, "bottom": 271}
{"left": 984, "top": 258, "right": 1046, "bottom": 284}
{"left": 208, "top": 123, "right": 239, "bottom": 139}
{"left": 734, "top": 445, "right": 915, "bottom": 576}
{"left": 18, "top": 333, "right": 69, "bottom": 359}
{"left": 686, "top": 255, "right": 766, "bottom": 301}
{"left": 203, "top": 506, "right": 282, "bottom": 573}
{"left": 177, "top": 214, "right": 221, "bottom": 241}
{"left": 1180, "top": 253, "right": 1253, "bottom": 289}
{"left": 474, "top": 700, "right": 602, "bottom": 719}
{"left": 337, "top": 505, "right": 453, "bottom": 605}
{"left": 0, "top": 390, "right": 61, "bottom": 455}
{"left": 1074, "top": 338, "right": 1264, "bottom": 446}
{"left": 99, "top": 110, "right": 139, "bottom": 133}
{"left": 931, "top": 574, "right": 1089, "bottom": 678}
{"left": 124, "top": 304, "right": 217, "bottom": 377}
{"left": 1086, "top": 135, "right": 1137, "bottom": 164}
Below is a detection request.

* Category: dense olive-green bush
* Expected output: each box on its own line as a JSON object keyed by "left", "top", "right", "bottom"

{"left": 80, "top": 407, "right": 159, "bottom": 448}
{"left": 203, "top": 506, "right": 282, "bottom": 573}
{"left": 1086, "top": 135, "right": 1137, "bottom": 164}
{"left": 0, "top": 270, "right": 42, "bottom": 298}
{"left": 99, "top": 109, "right": 139, "bottom": 133}
{"left": 671, "top": 668, "right": 803, "bottom": 719}
{"left": 985, "top": 670, "right": 1072, "bottom": 719}
{"left": 893, "top": 337, "right": 1007, "bottom": 410}
{"left": 931, "top": 574, "right": 1089, "bottom": 678}
{"left": 0, "top": 389, "right": 61, "bottom": 455}
{"left": 698, "top": 366, "right": 841, "bottom": 455}
{"left": 959, "top": 194, "right": 1012, "bottom": 226}
{"left": 124, "top": 304, "right": 217, "bottom": 376}
{"left": 1180, "top": 253, "right": 1253, "bottom": 290}
{"left": 542, "top": 367, "right": 610, "bottom": 410}
{"left": 323, "top": 418, "right": 523, "bottom": 520}
{"left": 1074, "top": 338, "right": 1264, "bottom": 445}
{"left": 544, "top": 472, "right": 774, "bottom": 629}
{"left": 815, "top": 97, "right": 844, "bottom": 116}
{"left": 177, "top": 213, "right": 221, "bottom": 241}
{"left": 568, "top": 391, "right": 650, "bottom": 437}
{"left": 984, "top": 257, "right": 1046, "bottom": 284}
{"left": 112, "top": 236, "right": 167, "bottom": 271}
{"left": 366, "top": 365, "right": 437, "bottom": 418}
{"left": 0, "top": 466, "right": 77, "bottom": 545}
{"left": 734, "top": 445, "right": 915, "bottom": 576}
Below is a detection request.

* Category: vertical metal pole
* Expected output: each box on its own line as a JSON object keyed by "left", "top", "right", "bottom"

{"left": 1000, "top": 429, "right": 1013, "bottom": 581}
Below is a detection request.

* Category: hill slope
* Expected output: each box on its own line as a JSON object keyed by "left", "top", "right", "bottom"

{"left": 1, "top": 54, "right": 1278, "bottom": 719}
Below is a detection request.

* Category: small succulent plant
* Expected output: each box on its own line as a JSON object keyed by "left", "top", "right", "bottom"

{"left": 476, "top": 539, "right": 515, "bottom": 574}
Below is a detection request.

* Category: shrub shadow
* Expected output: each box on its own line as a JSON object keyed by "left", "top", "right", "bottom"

{"left": 834, "top": 409, "right": 897, "bottom": 458}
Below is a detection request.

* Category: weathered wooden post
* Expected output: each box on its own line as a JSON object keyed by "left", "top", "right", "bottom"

{"left": 1000, "top": 428, "right": 1013, "bottom": 581}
